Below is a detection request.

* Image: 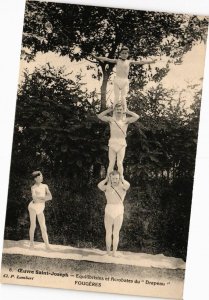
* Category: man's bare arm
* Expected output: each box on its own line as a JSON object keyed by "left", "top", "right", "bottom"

{"left": 98, "top": 178, "right": 109, "bottom": 191}
{"left": 97, "top": 108, "right": 113, "bottom": 122}
{"left": 44, "top": 185, "right": 52, "bottom": 201}
{"left": 130, "top": 58, "right": 157, "bottom": 65}
{"left": 126, "top": 109, "right": 139, "bottom": 124}
{"left": 121, "top": 179, "right": 130, "bottom": 191}
{"left": 92, "top": 54, "right": 117, "bottom": 64}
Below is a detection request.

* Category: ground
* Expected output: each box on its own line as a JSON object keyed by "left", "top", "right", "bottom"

{"left": 1, "top": 240, "right": 185, "bottom": 299}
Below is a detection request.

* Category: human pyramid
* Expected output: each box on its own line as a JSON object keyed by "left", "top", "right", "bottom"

{"left": 95, "top": 46, "right": 157, "bottom": 256}
{"left": 27, "top": 46, "right": 157, "bottom": 257}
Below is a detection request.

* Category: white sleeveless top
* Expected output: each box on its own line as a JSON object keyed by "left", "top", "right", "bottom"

{"left": 105, "top": 184, "right": 126, "bottom": 204}
{"left": 32, "top": 183, "right": 47, "bottom": 198}
{"left": 115, "top": 59, "right": 130, "bottom": 78}
{"left": 109, "top": 119, "right": 128, "bottom": 140}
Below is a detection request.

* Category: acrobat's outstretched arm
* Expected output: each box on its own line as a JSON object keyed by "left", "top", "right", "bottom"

{"left": 97, "top": 107, "right": 113, "bottom": 122}
{"left": 130, "top": 58, "right": 157, "bottom": 65}
{"left": 92, "top": 54, "right": 117, "bottom": 64}
{"left": 126, "top": 109, "right": 139, "bottom": 124}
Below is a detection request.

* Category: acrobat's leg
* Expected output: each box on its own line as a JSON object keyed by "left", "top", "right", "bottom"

{"left": 107, "top": 147, "right": 117, "bottom": 177}
{"left": 104, "top": 213, "right": 113, "bottom": 255}
{"left": 28, "top": 207, "right": 36, "bottom": 248}
{"left": 121, "top": 82, "right": 129, "bottom": 112}
{"left": 113, "top": 80, "right": 121, "bottom": 108}
{"left": 116, "top": 146, "right": 126, "bottom": 180}
{"left": 112, "top": 215, "right": 123, "bottom": 256}
{"left": 37, "top": 212, "right": 50, "bottom": 249}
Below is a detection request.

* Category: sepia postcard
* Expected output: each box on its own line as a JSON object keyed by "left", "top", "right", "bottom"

{"left": 1, "top": 0, "right": 209, "bottom": 299}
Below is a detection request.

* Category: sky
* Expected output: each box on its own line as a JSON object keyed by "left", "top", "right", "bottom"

{"left": 162, "top": 43, "right": 206, "bottom": 89}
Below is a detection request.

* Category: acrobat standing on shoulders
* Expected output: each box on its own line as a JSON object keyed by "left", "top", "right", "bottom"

{"left": 98, "top": 170, "right": 130, "bottom": 257}
{"left": 97, "top": 103, "right": 139, "bottom": 181}
{"left": 93, "top": 46, "right": 156, "bottom": 111}
{"left": 28, "top": 171, "right": 52, "bottom": 250}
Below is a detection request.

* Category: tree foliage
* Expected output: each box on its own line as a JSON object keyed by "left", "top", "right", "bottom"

{"left": 22, "top": 1, "right": 208, "bottom": 109}
{"left": 5, "top": 64, "right": 202, "bottom": 259}
{"left": 4, "top": 0, "right": 207, "bottom": 259}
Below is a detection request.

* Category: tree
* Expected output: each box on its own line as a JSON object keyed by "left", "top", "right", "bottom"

{"left": 11, "top": 63, "right": 109, "bottom": 184}
{"left": 5, "top": 62, "right": 202, "bottom": 258}
{"left": 22, "top": 1, "right": 208, "bottom": 109}
{"left": 125, "top": 82, "right": 202, "bottom": 184}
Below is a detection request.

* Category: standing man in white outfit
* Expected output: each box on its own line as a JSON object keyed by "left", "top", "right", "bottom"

{"left": 97, "top": 103, "right": 139, "bottom": 180}
{"left": 98, "top": 170, "right": 130, "bottom": 257}
{"left": 93, "top": 46, "right": 156, "bottom": 111}
{"left": 28, "top": 171, "right": 52, "bottom": 249}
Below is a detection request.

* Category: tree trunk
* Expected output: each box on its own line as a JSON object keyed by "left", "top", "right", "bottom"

{"left": 100, "top": 64, "right": 114, "bottom": 111}
{"left": 100, "top": 73, "right": 108, "bottom": 111}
